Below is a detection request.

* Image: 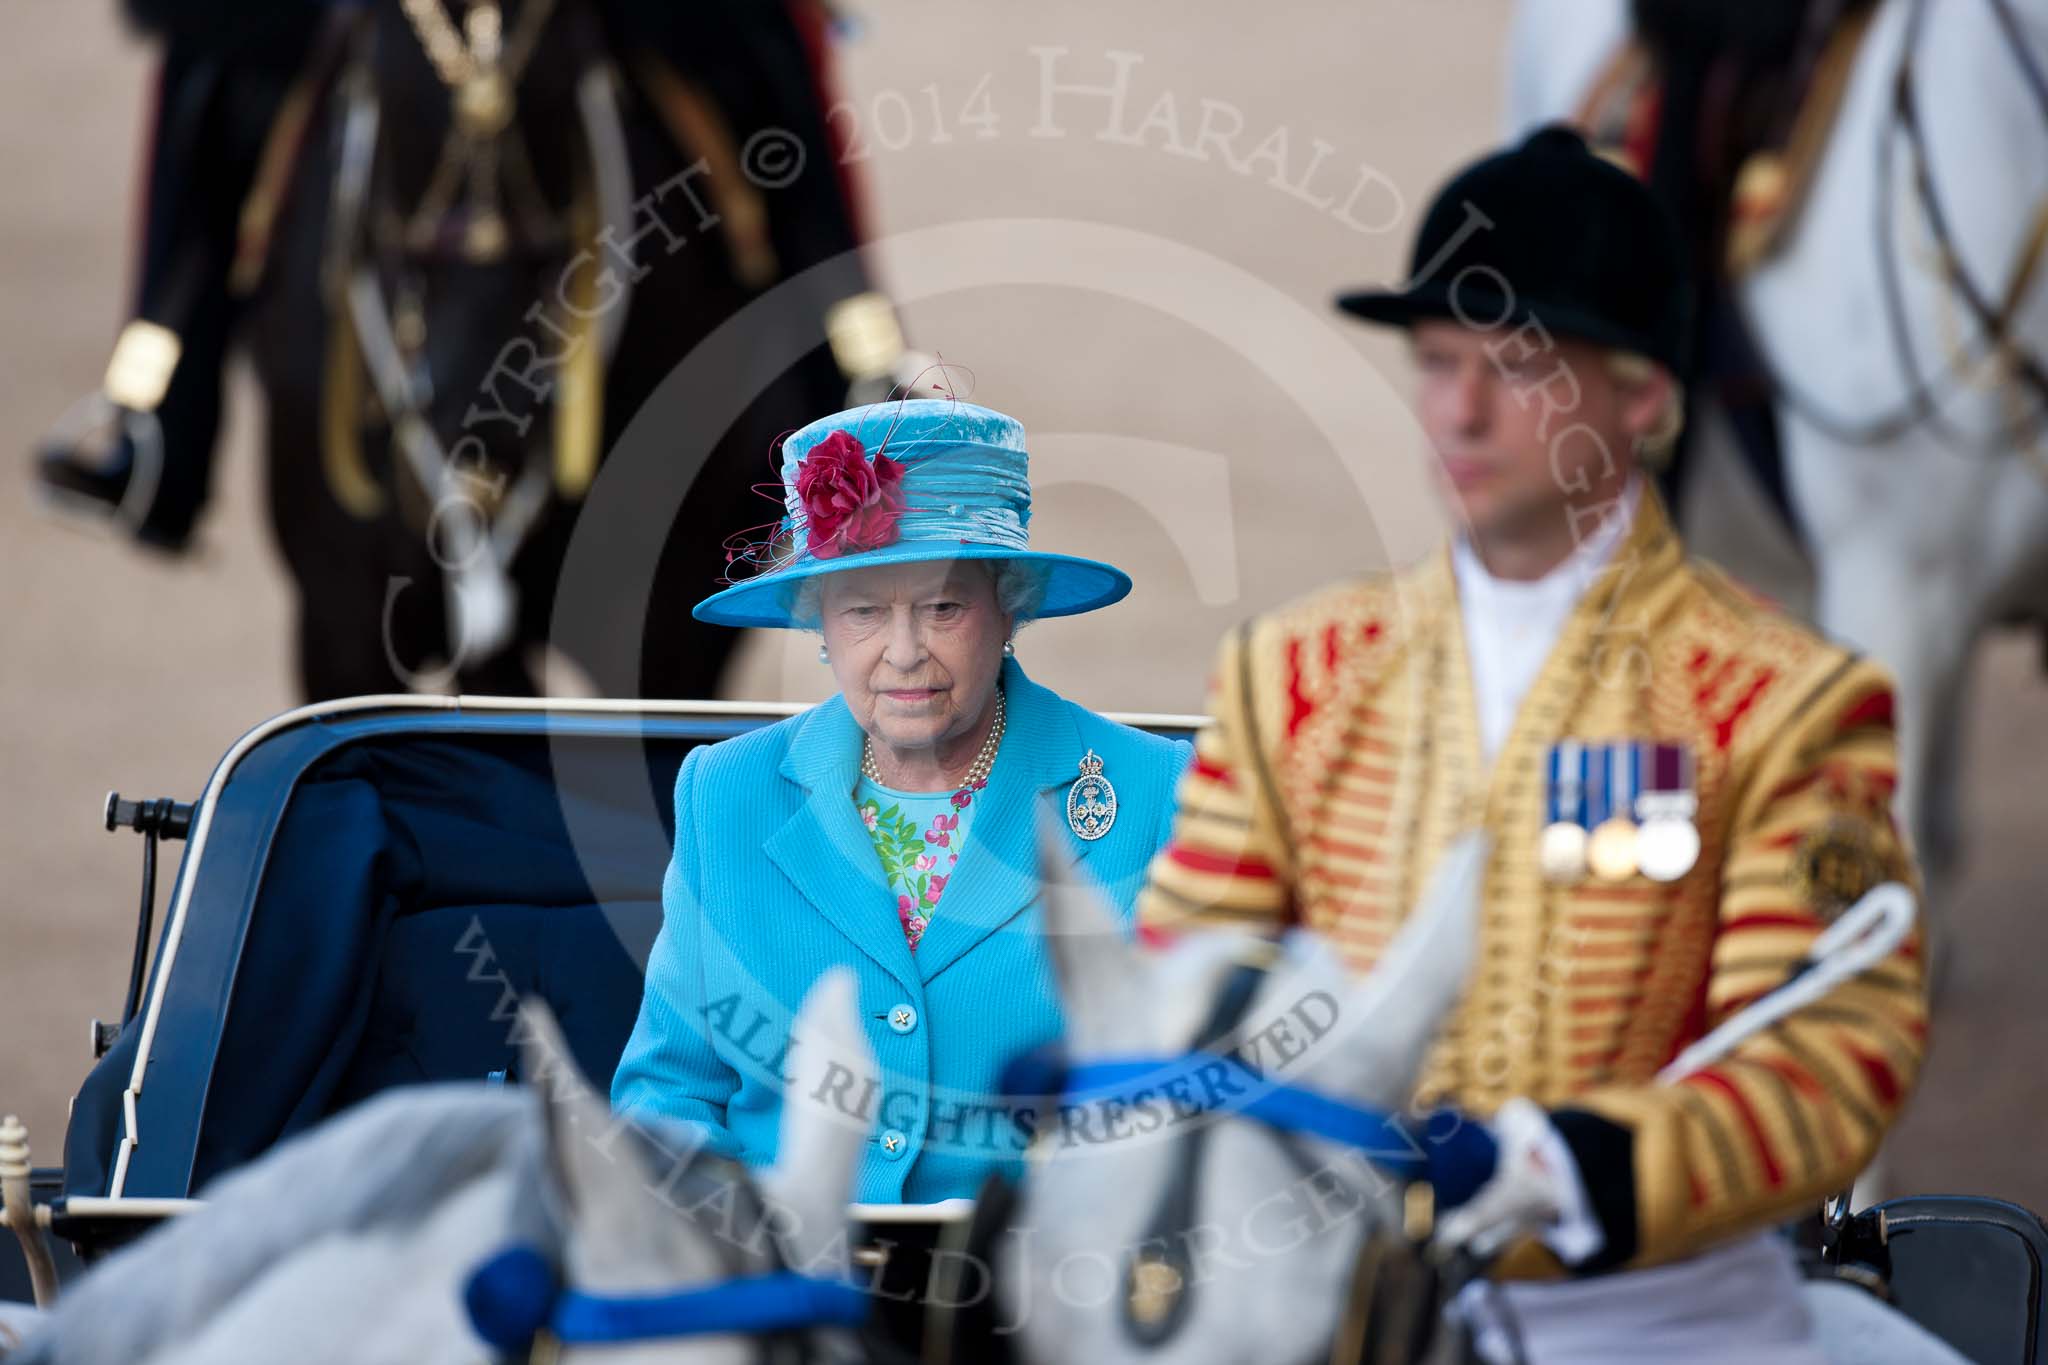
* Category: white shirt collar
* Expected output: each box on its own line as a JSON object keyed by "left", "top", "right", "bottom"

{"left": 1452, "top": 480, "right": 1641, "bottom": 765}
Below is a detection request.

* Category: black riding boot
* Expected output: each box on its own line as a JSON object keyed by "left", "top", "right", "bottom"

{"left": 34, "top": 8, "right": 317, "bottom": 550}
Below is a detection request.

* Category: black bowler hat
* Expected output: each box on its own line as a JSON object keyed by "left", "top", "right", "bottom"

{"left": 1337, "top": 125, "right": 1693, "bottom": 374}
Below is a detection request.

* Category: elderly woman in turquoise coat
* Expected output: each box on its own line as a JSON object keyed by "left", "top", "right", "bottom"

{"left": 611, "top": 399, "right": 1190, "bottom": 1204}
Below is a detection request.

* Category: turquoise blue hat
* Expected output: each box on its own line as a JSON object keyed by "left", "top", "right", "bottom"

{"left": 693, "top": 399, "right": 1132, "bottom": 629}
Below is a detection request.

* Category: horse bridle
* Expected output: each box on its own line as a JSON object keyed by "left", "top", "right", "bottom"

{"left": 1740, "top": 0, "right": 2048, "bottom": 452}
{"left": 313, "top": 1, "right": 640, "bottom": 667}
{"left": 953, "top": 939, "right": 1496, "bottom": 1365}
{"left": 925, "top": 894, "right": 1919, "bottom": 1363}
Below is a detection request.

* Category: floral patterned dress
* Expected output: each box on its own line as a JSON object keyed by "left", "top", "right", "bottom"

{"left": 854, "top": 774, "right": 985, "bottom": 950}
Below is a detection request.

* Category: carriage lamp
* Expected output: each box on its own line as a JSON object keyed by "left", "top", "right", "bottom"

{"left": 104, "top": 793, "right": 192, "bottom": 841}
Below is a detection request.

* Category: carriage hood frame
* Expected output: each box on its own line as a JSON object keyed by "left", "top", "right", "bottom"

{"left": 47, "top": 693, "right": 1204, "bottom": 1252}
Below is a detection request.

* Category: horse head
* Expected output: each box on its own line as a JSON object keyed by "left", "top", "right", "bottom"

{"left": 994, "top": 830, "right": 1486, "bottom": 1365}
{"left": 475, "top": 972, "right": 881, "bottom": 1364}
{"left": 318, "top": 0, "right": 625, "bottom": 673}
{"left": 10, "top": 976, "right": 879, "bottom": 1364}
{"left": 252, "top": 0, "right": 867, "bottom": 697}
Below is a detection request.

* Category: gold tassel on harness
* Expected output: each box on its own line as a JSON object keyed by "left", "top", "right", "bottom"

{"left": 550, "top": 168, "right": 605, "bottom": 500}
{"left": 320, "top": 302, "right": 386, "bottom": 519}
{"left": 319, "top": 153, "right": 607, "bottom": 515}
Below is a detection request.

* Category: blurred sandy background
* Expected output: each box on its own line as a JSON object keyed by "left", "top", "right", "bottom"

{"left": 3, "top": 0, "right": 2045, "bottom": 1207}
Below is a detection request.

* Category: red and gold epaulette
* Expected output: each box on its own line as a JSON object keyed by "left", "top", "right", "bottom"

{"left": 1650, "top": 559, "right": 1870, "bottom": 759}
{"left": 1240, "top": 574, "right": 1413, "bottom": 745}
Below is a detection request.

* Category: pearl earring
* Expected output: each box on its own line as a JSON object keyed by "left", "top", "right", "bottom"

{"left": 818, "top": 644, "right": 829, "bottom": 664}
{"left": 1002, "top": 639, "right": 1015, "bottom": 658}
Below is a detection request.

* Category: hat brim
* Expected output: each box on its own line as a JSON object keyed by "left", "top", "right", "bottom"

{"left": 691, "top": 543, "right": 1133, "bottom": 629}
{"left": 1334, "top": 283, "right": 1669, "bottom": 367}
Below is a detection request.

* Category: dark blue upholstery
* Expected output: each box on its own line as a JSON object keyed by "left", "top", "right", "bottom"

{"left": 190, "top": 734, "right": 690, "bottom": 1189}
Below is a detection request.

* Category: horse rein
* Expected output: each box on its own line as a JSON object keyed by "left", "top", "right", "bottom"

{"left": 1741, "top": 0, "right": 2048, "bottom": 452}
{"left": 465, "top": 1248, "right": 869, "bottom": 1361}
{"left": 461, "top": 1148, "right": 895, "bottom": 1364}
{"left": 1888, "top": 0, "right": 2048, "bottom": 413}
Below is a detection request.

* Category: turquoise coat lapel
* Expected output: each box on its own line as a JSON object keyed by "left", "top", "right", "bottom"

{"left": 911, "top": 660, "right": 1092, "bottom": 983}
{"left": 763, "top": 696, "right": 922, "bottom": 996}
{"left": 763, "top": 661, "right": 1100, "bottom": 992}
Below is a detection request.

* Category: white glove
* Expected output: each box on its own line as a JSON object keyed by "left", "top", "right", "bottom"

{"left": 1432, "top": 1097, "right": 1605, "bottom": 1265}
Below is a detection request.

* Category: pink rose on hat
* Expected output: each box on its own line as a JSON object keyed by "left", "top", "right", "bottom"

{"left": 794, "top": 430, "right": 906, "bottom": 559}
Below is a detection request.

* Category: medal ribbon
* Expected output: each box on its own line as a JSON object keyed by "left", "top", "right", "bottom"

{"left": 1585, "top": 742, "right": 1611, "bottom": 829}
{"left": 1648, "top": 741, "right": 1672, "bottom": 809}
{"left": 1638, "top": 741, "right": 1701, "bottom": 881}
{"left": 1547, "top": 740, "right": 1586, "bottom": 829}
{"left": 1641, "top": 742, "right": 1696, "bottom": 815}
{"left": 1610, "top": 742, "right": 1640, "bottom": 826}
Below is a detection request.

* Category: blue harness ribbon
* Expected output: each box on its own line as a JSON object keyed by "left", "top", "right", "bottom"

{"left": 464, "top": 1246, "right": 870, "bottom": 1351}
{"left": 1056, "top": 1057, "right": 1498, "bottom": 1208}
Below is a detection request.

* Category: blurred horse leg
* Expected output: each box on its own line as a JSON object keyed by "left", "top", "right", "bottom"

{"left": 270, "top": 473, "right": 451, "bottom": 702}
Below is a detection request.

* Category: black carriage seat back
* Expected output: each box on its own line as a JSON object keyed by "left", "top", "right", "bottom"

{"left": 189, "top": 731, "right": 692, "bottom": 1190}
{"left": 1876, "top": 1195, "right": 2048, "bottom": 1365}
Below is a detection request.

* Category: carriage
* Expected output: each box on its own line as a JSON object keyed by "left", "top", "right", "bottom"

{"left": 3, "top": 696, "right": 2047, "bottom": 1363}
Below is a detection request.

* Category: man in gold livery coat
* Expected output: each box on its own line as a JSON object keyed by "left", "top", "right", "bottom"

{"left": 1141, "top": 127, "right": 1925, "bottom": 1360}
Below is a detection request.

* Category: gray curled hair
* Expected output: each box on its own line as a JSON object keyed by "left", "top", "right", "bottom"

{"left": 793, "top": 558, "right": 1045, "bottom": 632}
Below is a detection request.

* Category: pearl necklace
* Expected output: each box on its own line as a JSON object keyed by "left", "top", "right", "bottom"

{"left": 861, "top": 689, "right": 1007, "bottom": 791}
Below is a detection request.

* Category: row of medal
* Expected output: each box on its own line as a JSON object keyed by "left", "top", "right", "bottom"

{"left": 1540, "top": 740, "right": 1700, "bottom": 883}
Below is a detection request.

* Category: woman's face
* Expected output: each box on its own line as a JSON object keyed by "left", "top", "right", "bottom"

{"left": 818, "top": 560, "right": 1013, "bottom": 760}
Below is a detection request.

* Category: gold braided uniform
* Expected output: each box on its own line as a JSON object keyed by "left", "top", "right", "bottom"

{"left": 1141, "top": 491, "right": 1925, "bottom": 1272}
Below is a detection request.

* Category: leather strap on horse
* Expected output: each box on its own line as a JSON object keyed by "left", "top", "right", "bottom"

{"left": 632, "top": 53, "right": 780, "bottom": 290}
{"left": 2004, "top": 200, "right": 2048, "bottom": 336}
{"left": 319, "top": 32, "right": 385, "bottom": 522}
{"left": 921, "top": 1173, "right": 1022, "bottom": 1365}
{"left": 1115, "top": 953, "right": 1277, "bottom": 1349}
{"left": 1328, "top": 1233, "right": 1448, "bottom": 1365}
{"left": 1726, "top": 2, "right": 1878, "bottom": 276}
{"left": 230, "top": 46, "right": 339, "bottom": 297}
{"left": 1710, "top": 0, "right": 2048, "bottom": 451}
{"left": 1894, "top": 4, "right": 2048, "bottom": 396}
{"left": 317, "top": 30, "right": 609, "bottom": 519}
{"left": 1891, "top": 0, "right": 2048, "bottom": 423}
{"left": 320, "top": 304, "right": 384, "bottom": 518}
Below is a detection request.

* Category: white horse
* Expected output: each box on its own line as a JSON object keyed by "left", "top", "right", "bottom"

{"left": 1000, "top": 838, "right": 1969, "bottom": 1364}
{"left": 1509, "top": 0, "right": 2048, "bottom": 947}
{"left": 990, "top": 834, "right": 1490, "bottom": 1364}
{"left": 4, "top": 978, "right": 878, "bottom": 1365}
